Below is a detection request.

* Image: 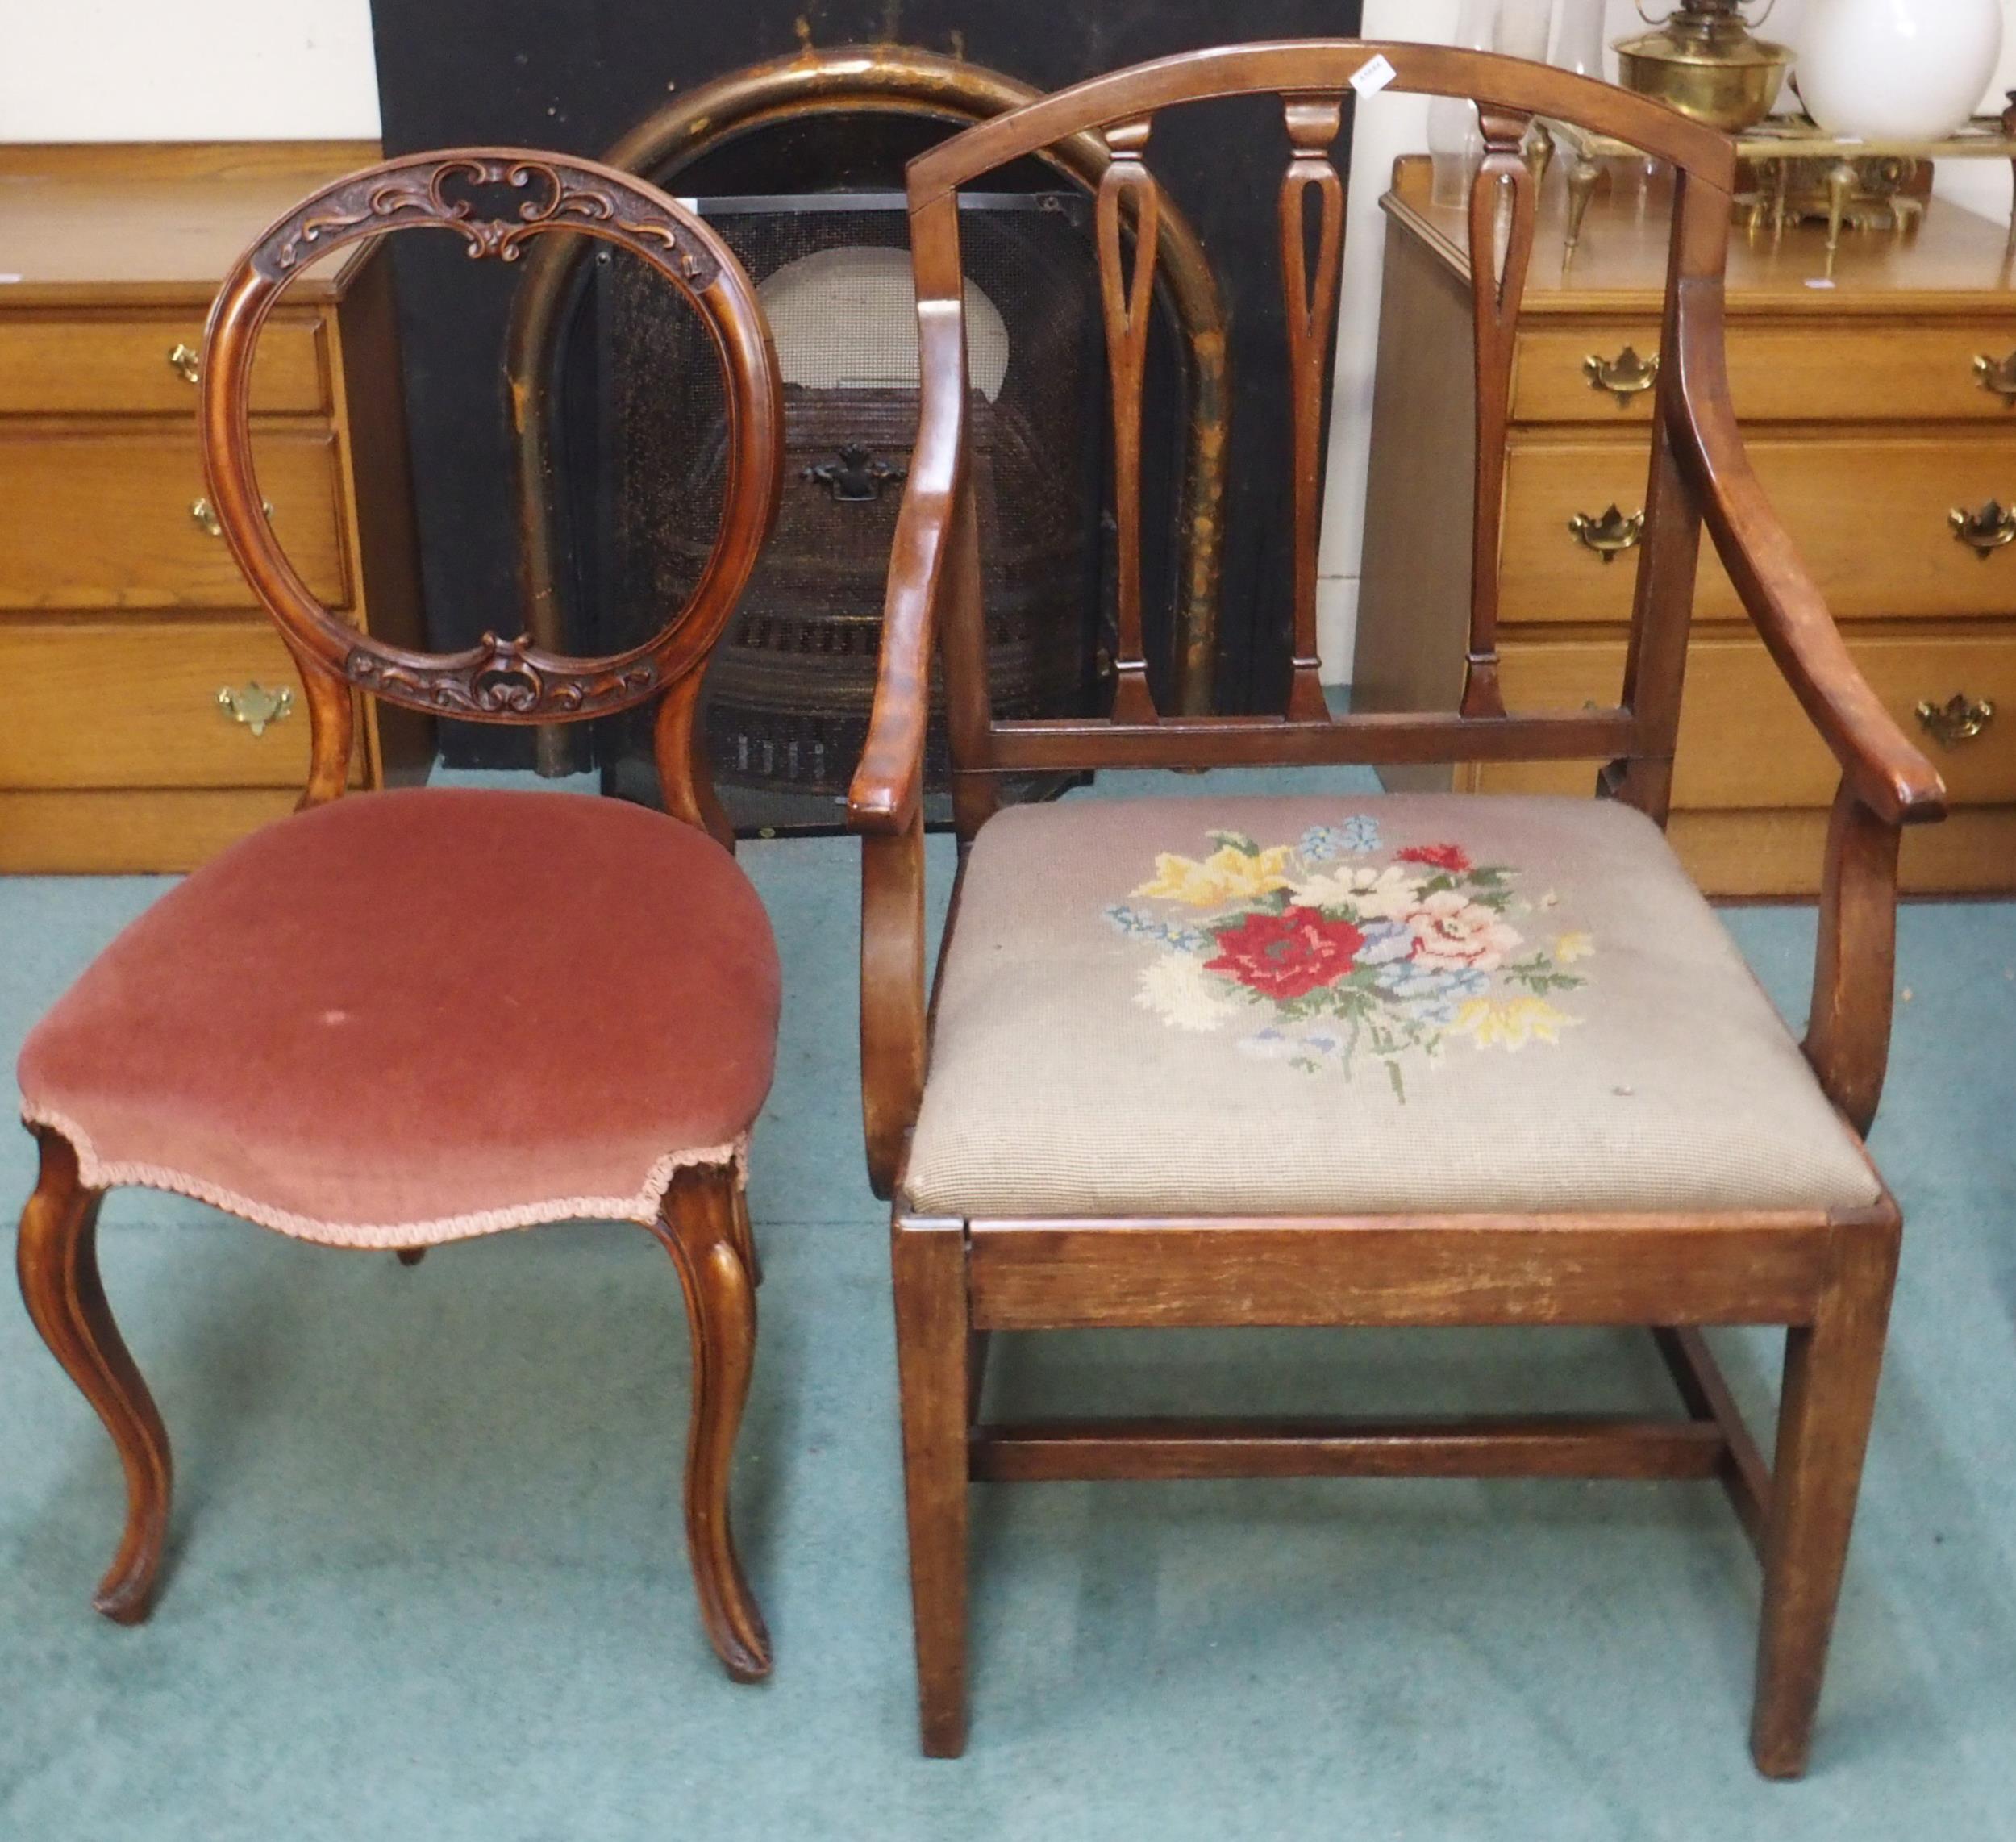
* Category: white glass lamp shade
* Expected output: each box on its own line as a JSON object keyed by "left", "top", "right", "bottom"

{"left": 1494, "top": 0, "right": 1554, "bottom": 63}
{"left": 1551, "top": 0, "right": 1606, "bottom": 78}
{"left": 1797, "top": 0, "right": 2005, "bottom": 143}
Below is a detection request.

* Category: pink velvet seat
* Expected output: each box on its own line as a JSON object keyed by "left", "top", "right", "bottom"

{"left": 19, "top": 787, "right": 779, "bottom": 1248}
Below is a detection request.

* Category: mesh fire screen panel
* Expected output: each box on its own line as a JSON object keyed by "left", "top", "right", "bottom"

{"left": 588, "top": 191, "right": 1114, "bottom": 831}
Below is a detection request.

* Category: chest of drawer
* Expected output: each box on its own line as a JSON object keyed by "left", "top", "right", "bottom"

{"left": 0, "top": 312, "right": 327, "bottom": 415}
{"left": 1500, "top": 430, "right": 2016, "bottom": 627}
{"left": 0, "top": 428, "right": 348, "bottom": 611}
{"left": 1513, "top": 319, "right": 2016, "bottom": 425}
{"left": 0, "top": 617, "right": 361, "bottom": 790}
{"left": 1477, "top": 630, "right": 2016, "bottom": 808}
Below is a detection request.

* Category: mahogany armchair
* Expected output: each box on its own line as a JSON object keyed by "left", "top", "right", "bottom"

{"left": 849, "top": 46, "right": 1947, "bottom": 1770}
{"left": 15, "top": 154, "right": 784, "bottom": 1680}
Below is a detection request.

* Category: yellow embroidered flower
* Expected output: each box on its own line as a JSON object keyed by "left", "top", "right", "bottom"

{"left": 1453, "top": 996, "right": 1578, "bottom": 1051}
{"left": 1134, "top": 844, "right": 1294, "bottom": 908}
{"left": 1553, "top": 931, "right": 1595, "bottom": 964}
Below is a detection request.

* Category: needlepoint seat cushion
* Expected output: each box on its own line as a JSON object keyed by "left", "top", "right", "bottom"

{"left": 901, "top": 794, "right": 1881, "bottom": 1219}
{"left": 18, "top": 788, "right": 781, "bottom": 1248}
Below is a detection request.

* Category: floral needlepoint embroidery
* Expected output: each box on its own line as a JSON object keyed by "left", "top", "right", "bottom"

{"left": 1554, "top": 931, "right": 1595, "bottom": 964}
{"left": 1452, "top": 996, "right": 1577, "bottom": 1051}
{"left": 1109, "top": 820, "right": 1593, "bottom": 1095}
{"left": 1135, "top": 839, "right": 1296, "bottom": 908}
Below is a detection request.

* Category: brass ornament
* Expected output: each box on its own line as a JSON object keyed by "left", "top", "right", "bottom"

{"left": 1584, "top": 347, "right": 1660, "bottom": 406}
{"left": 1614, "top": 0, "right": 1793, "bottom": 133}
{"left": 1949, "top": 500, "right": 2016, "bottom": 557}
{"left": 1972, "top": 352, "right": 2016, "bottom": 407}
{"left": 215, "top": 682, "right": 294, "bottom": 737}
{"left": 1914, "top": 693, "right": 1996, "bottom": 748}
{"left": 1568, "top": 504, "right": 1647, "bottom": 561}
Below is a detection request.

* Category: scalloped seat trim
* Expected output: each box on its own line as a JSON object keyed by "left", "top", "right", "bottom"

{"left": 22, "top": 1105, "right": 748, "bottom": 1250}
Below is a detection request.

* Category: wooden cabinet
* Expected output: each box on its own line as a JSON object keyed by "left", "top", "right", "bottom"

{"left": 0, "top": 142, "right": 427, "bottom": 873}
{"left": 1355, "top": 155, "right": 2016, "bottom": 896}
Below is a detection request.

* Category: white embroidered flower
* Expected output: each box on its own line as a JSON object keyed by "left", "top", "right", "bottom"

{"left": 1290, "top": 863, "right": 1423, "bottom": 922}
{"left": 1135, "top": 952, "right": 1240, "bottom": 1031}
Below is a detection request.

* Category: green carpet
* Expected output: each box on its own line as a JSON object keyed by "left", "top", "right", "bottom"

{"left": 2, "top": 775, "right": 2013, "bottom": 1839}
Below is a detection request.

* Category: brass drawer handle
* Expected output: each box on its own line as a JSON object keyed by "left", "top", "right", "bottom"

{"left": 1950, "top": 500, "right": 2016, "bottom": 557}
{"left": 168, "top": 342, "right": 201, "bottom": 385}
{"left": 1568, "top": 504, "right": 1644, "bottom": 562}
{"left": 216, "top": 681, "right": 294, "bottom": 737}
{"left": 190, "top": 495, "right": 273, "bottom": 538}
{"left": 1915, "top": 693, "right": 1995, "bottom": 748}
{"left": 1583, "top": 346, "right": 1658, "bottom": 406}
{"left": 1973, "top": 352, "right": 2016, "bottom": 406}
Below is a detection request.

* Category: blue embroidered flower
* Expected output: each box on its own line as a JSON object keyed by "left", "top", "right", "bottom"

{"left": 1376, "top": 961, "right": 1489, "bottom": 1003}
{"left": 1356, "top": 919, "right": 1415, "bottom": 966}
{"left": 1104, "top": 904, "right": 1212, "bottom": 953}
{"left": 1372, "top": 963, "right": 1489, "bottom": 1025}
{"left": 1297, "top": 815, "right": 1381, "bottom": 862}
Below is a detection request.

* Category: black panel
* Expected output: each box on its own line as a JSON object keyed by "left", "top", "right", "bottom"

{"left": 369, "top": 2, "right": 1364, "bottom": 763}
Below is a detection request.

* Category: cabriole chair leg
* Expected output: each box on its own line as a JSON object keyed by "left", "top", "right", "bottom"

{"left": 15, "top": 1127, "right": 173, "bottom": 1624}
{"left": 892, "top": 1215, "right": 973, "bottom": 1757}
{"left": 1750, "top": 1221, "right": 1900, "bottom": 1778}
{"left": 652, "top": 1164, "right": 771, "bottom": 1682}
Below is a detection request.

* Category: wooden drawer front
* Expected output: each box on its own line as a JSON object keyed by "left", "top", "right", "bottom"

{"left": 0, "top": 429, "right": 348, "bottom": 611}
{"left": 0, "top": 619, "right": 358, "bottom": 790}
{"left": 0, "top": 314, "right": 327, "bottom": 415}
{"left": 1477, "top": 631, "right": 2016, "bottom": 808}
{"left": 1502, "top": 431, "right": 2016, "bottom": 627}
{"left": 1514, "top": 319, "right": 2016, "bottom": 425}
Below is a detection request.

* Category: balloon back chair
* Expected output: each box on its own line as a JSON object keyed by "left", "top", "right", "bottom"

{"left": 851, "top": 45, "right": 1947, "bottom": 1768}
{"left": 15, "top": 152, "right": 785, "bottom": 1681}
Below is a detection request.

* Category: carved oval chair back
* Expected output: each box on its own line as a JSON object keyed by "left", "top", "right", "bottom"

{"left": 850, "top": 43, "right": 1945, "bottom": 1770}
{"left": 203, "top": 148, "right": 784, "bottom": 834}
{"left": 15, "top": 151, "right": 785, "bottom": 1682}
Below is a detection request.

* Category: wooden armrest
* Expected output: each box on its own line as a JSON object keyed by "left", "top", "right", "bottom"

{"left": 1804, "top": 781, "right": 1901, "bottom": 1136}
{"left": 1668, "top": 300, "right": 1947, "bottom": 831}
{"left": 851, "top": 301, "right": 969, "bottom": 1192}
{"left": 848, "top": 302, "right": 968, "bottom": 837}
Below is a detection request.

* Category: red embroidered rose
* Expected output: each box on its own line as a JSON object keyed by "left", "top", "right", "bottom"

{"left": 1205, "top": 911, "right": 1366, "bottom": 1000}
{"left": 1397, "top": 842, "right": 1471, "bottom": 873}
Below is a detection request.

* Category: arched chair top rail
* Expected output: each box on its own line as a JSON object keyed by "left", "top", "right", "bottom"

{"left": 199, "top": 148, "right": 783, "bottom": 723}
{"left": 500, "top": 45, "right": 1233, "bottom": 723}
{"left": 907, "top": 42, "right": 1737, "bottom": 206}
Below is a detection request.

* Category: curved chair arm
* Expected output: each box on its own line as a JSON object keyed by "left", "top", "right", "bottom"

{"left": 848, "top": 301, "right": 968, "bottom": 1196}
{"left": 848, "top": 300, "right": 967, "bottom": 837}
{"left": 1668, "top": 297, "right": 1945, "bottom": 831}
{"left": 1666, "top": 285, "right": 1946, "bottom": 1133}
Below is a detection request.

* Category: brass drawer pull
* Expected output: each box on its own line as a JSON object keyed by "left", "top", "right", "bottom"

{"left": 1973, "top": 352, "right": 2016, "bottom": 406}
{"left": 1950, "top": 499, "right": 2016, "bottom": 557}
{"left": 168, "top": 342, "right": 201, "bottom": 385}
{"left": 216, "top": 681, "right": 294, "bottom": 737}
{"left": 190, "top": 495, "right": 273, "bottom": 538}
{"left": 1568, "top": 504, "right": 1644, "bottom": 562}
{"left": 1914, "top": 693, "right": 1995, "bottom": 748}
{"left": 1583, "top": 346, "right": 1658, "bottom": 406}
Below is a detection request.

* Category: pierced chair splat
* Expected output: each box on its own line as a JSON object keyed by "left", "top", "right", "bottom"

{"left": 850, "top": 43, "right": 1946, "bottom": 1771}
{"left": 15, "top": 151, "right": 786, "bottom": 1682}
